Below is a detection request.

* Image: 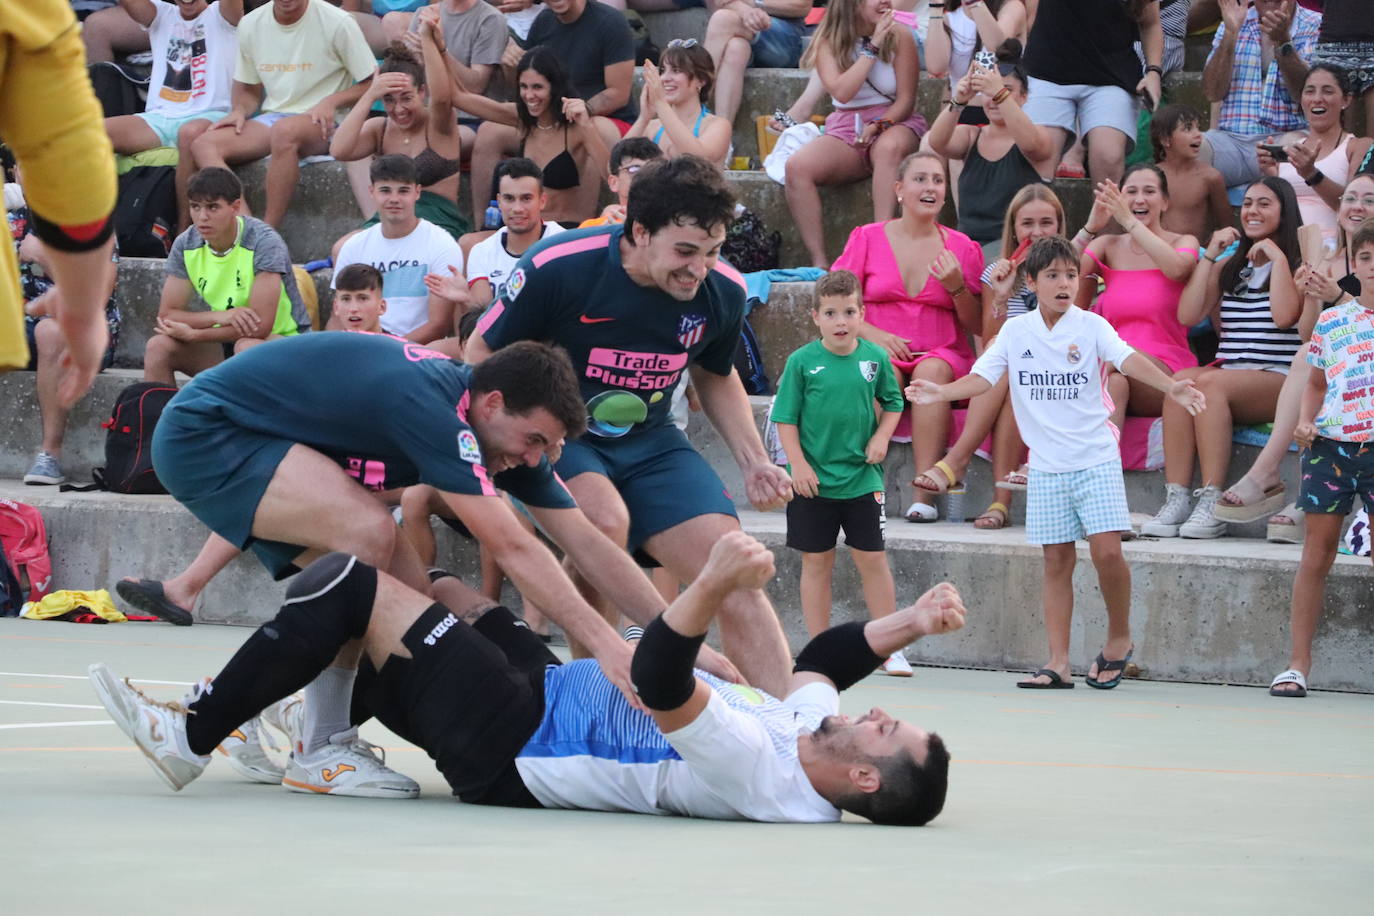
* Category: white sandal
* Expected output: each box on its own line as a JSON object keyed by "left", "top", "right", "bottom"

{"left": 904, "top": 501, "right": 939, "bottom": 523}
{"left": 1269, "top": 668, "right": 1308, "bottom": 698}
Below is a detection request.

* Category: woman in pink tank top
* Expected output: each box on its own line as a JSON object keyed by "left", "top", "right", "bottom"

{"left": 1077, "top": 164, "right": 1199, "bottom": 430}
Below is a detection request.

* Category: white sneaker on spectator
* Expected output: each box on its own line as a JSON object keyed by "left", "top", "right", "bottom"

{"left": 881, "top": 652, "right": 914, "bottom": 677}
{"left": 1180, "top": 485, "right": 1228, "bottom": 539}
{"left": 88, "top": 663, "right": 210, "bottom": 791}
{"left": 218, "top": 716, "right": 285, "bottom": 784}
{"left": 23, "top": 451, "right": 64, "bottom": 485}
{"left": 1141, "top": 483, "right": 1192, "bottom": 537}
{"left": 282, "top": 728, "right": 419, "bottom": 798}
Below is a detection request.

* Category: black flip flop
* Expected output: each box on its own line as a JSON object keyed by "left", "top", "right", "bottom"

{"left": 1084, "top": 648, "right": 1134, "bottom": 689}
{"left": 1017, "top": 668, "right": 1073, "bottom": 689}
{"left": 114, "top": 579, "right": 194, "bottom": 626}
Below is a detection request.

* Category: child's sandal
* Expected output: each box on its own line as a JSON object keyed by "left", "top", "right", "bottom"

{"left": 974, "top": 502, "right": 1010, "bottom": 530}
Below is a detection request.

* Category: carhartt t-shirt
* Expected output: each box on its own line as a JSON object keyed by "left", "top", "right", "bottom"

{"left": 334, "top": 219, "right": 464, "bottom": 337}
{"left": 770, "top": 338, "right": 905, "bottom": 499}
{"left": 165, "top": 216, "right": 307, "bottom": 337}
{"left": 526, "top": 2, "right": 637, "bottom": 122}
{"left": 144, "top": 0, "right": 238, "bottom": 117}
{"left": 464, "top": 222, "right": 565, "bottom": 300}
{"left": 971, "top": 305, "right": 1135, "bottom": 473}
{"left": 233, "top": 0, "right": 375, "bottom": 115}
{"left": 515, "top": 660, "right": 841, "bottom": 822}
{"left": 1308, "top": 301, "right": 1374, "bottom": 443}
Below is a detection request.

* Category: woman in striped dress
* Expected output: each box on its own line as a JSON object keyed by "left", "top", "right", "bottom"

{"left": 1142, "top": 177, "right": 1303, "bottom": 539}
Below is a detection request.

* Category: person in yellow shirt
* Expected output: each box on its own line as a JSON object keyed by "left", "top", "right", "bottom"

{"left": 1, "top": 0, "right": 118, "bottom": 407}
{"left": 578, "top": 137, "right": 662, "bottom": 229}
{"left": 187, "top": 0, "right": 375, "bottom": 229}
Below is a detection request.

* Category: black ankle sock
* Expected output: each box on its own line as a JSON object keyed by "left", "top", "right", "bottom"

{"left": 185, "top": 553, "right": 377, "bottom": 755}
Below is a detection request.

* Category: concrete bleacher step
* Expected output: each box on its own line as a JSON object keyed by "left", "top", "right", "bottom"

{"left": 7, "top": 477, "right": 1368, "bottom": 692}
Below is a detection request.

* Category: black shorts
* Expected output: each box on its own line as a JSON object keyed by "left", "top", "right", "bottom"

{"left": 352, "top": 604, "right": 561, "bottom": 807}
{"left": 785, "top": 492, "right": 885, "bottom": 553}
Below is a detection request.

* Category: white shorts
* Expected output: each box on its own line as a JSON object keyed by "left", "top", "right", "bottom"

{"left": 1025, "top": 458, "right": 1131, "bottom": 545}
{"left": 1022, "top": 78, "right": 1139, "bottom": 155}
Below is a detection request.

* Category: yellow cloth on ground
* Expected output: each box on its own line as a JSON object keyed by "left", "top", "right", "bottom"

{"left": 0, "top": 0, "right": 118, "bottom": 370}
{"left": 22, "top": 589, "right": 126, "bottom": 622}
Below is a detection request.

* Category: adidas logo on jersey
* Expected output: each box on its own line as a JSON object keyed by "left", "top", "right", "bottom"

{"left": 1020, "top": 349, "right": 1034, "bottom": 359}
{"left": 423, "top": 613, "right": 458, "bottom": 646}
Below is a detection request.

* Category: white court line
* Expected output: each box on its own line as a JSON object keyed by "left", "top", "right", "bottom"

{"left": 0, "top": 671, "right": 193, "bottom": 686}
{"left": 0, "top": 721, "right": 113, "bottom": 731}
{"left": 0, "top": 700, "right": 103, "bottom": 710}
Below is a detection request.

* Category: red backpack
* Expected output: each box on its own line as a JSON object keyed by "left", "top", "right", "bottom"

{"left": 0, "top": 499, "right": 53, "bottom": 604}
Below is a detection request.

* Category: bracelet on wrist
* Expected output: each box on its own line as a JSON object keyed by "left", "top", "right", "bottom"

{"left": 1305, "top": 169, "right": 1326, "bottom": 187}
{"left": 1144, "top": 65, "right": 1163, "bottom": 77}
{"left": 1078, "top": 226, "right": 1098, "bottom": 240}
{"left": 947, "top": 284, "right": 968, "bottom": 298}
{"left": 872, "top": 118, "right": 894, "bottom": 133}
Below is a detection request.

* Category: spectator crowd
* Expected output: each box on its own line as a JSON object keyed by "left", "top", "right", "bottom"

{"left": 5, "top": 0, "right": 1372, "bottom": 701}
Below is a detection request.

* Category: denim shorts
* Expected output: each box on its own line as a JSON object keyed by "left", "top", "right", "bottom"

{"left": 750, "top": 16, "right": 805, "bottom": 68}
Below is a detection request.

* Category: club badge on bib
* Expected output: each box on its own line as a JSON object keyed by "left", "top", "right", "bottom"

{"left": 859, "top": 360, "right": 878, "bottom": 382}
{"left": 457, "top": 430, "right": 483, "bottom": 464}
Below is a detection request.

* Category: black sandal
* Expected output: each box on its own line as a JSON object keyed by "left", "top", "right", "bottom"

{"left": 1084, "top": 647, "right": 1134, "bottom": 689}
{"left": 1016, "top": 668, "right": 1074, "bottom": 689}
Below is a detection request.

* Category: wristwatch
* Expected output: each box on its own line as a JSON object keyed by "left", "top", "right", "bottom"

{"left": 1279, "top": 41, "right": 1295, "bottom": 57}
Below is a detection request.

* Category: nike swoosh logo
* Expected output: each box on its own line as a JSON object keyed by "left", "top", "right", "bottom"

{"left": 579, "top": 316, "right": 616, "bottom": 324}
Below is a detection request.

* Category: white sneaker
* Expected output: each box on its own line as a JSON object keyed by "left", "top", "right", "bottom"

{"left": 282, "top": 728, "right": 419, "bottom": 798}
{"left": 218, "top": 716, "right": 285, "bottom": 784}
{"left": 881, "top": 652, "right": 914, "bottom": 677}
{"left": 1180, "top": 485, "right": 1228, "bottom": 539}
{"left": 1141, "top": 483, "right": 1192, "bottom": 537}
{"left": 262, "top": 694, "right": 304, "bottom": 753}
{"left": 88, "top": 663, "right": 210, "bottom": 791}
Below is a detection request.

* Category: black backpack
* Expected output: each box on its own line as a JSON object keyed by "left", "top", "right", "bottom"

{"left": 722, "top": 208, "right": 781, "bottom": 274}
{"left": 115, "top": 166, "right": 177, "bottom": 258}
{"left": 97, "top": 382, "right": 176, "bottom": 494}
{"left": 88, "top": 61, "right": 149, "bottom": 119}
{"left": 733, "top": 316, "right": 771, "bottom": 396}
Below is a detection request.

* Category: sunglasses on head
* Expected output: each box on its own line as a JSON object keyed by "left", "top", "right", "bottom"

{"left": 666, "top": 38, "right": 699, "bottom": 49}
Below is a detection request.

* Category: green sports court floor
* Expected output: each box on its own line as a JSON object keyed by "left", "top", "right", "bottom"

{"left": 3, "top": 617, "right": 1370, "bottom": 914}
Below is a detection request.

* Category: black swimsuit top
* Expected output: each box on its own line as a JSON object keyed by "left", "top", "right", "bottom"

{"left": 381, "top": 120, "right": 461, "bottom": 188}
{"left": 520, "top": 126, "right": 579, "bottom": 191}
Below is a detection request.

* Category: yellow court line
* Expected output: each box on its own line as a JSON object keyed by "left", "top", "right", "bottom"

{"left": 960, "top": 758, "right": 1374, "bottom": 780}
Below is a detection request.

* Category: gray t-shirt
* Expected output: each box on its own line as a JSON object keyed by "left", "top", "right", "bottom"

{"left": 165, "top": 216, "right": 310, "bottom": 336}
{"left": 409, "top": 2, "right": 507, "bottom": 68}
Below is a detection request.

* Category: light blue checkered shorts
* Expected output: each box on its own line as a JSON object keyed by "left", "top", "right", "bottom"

{"left": 1025, "top": 459, "right": 1131, "bottom": 545}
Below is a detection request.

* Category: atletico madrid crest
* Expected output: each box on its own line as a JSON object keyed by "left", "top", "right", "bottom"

{"left": 678, "top": 313, "right": 707, "bottom": 348}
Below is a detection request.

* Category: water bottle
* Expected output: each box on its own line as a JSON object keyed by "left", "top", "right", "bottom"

{"left": 483, "top": 199, "right": 502, "bottom": 230}
{"left": 945, "top": 485, "right": 966, "bottom": 524}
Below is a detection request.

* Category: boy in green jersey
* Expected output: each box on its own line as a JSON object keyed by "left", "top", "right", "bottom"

{"left": 143, "top": 167, "right": 309, "bottom": 383}
{"left": 769, "top": 270, "right": 911, "bottom": 676}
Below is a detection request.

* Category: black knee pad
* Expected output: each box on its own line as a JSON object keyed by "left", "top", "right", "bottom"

{"left": 268, "top": 553, "right": 379, "bottom": 666}
{"left": 793, "top": 621, "right": 883, "bottom": 691}
{"left": 631, "top": 615, "right": 705, "bottom": 711}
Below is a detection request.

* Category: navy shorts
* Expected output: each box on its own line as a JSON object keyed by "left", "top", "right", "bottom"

{"left": 553, "top": 425, "right": 737, "bottom": 559}
{"left": 786, "top": 492, "right": 885, "bottom": 553}
{"left": 152, "top": 402, "right": 303, "bottom": 579}
{"left": 1300, "top": 436, "right": 1374, "bottom": 516}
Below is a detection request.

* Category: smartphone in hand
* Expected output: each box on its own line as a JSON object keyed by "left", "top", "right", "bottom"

{"left": 1259, "top": 143, "right": 1289, "bottom": 163}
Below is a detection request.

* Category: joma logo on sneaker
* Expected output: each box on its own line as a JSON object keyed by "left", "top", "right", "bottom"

{"left": 423, "top": 613, "right": 459, "bottom": 646}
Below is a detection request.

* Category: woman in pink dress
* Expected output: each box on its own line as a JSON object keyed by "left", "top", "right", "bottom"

{"left": 833, "top": 150, "right": 985, "bottom": 521}
{"left": 1077, "top": 164, "right": 1200, "bottom": 430}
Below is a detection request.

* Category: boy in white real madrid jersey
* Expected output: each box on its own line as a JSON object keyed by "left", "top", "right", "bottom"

{"left": 908, "top": 237, "right": 1206, "bottom": 691}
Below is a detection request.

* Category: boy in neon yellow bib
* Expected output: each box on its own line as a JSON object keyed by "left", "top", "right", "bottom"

{"left": 143, "top": 167, "right": 309, "bottom": 383}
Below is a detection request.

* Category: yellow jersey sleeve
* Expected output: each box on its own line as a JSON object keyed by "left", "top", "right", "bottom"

{"left": 0, "top": 0, "right": 117, "bottom": 369}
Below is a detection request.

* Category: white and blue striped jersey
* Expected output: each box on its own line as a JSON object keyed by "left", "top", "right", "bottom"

{"left": 514, "top": 660, "right": 841, "bottom": 822}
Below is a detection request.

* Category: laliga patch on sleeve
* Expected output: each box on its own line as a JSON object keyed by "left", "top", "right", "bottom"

{"left": 457, "top": 429, "right": 484, "bottom": 464}
{"left": 505, "top": 268, "right": 526, "bottom": 300}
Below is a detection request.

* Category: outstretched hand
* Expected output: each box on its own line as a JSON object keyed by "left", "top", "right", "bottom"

{"left": 905, "top": 377, "right": 944, "bottom": 406}
{"left": 1168, "top": 377, "right": 1206, "bottom": 416}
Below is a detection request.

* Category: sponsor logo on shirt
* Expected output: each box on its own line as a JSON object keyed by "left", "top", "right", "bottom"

{"left": 506, "top": 268, "right": 526, "bottom": 300}
{"left": 1017, "top": 370, "right": 1091, "bottom": 401}
{"left": 423, "top": 612, "right": 458, "bottom": 646}
{"left": 808, "top": 366, "right": 826, "bottom": 375}
{"left": 457, "top": 429, "right": 483, "bottom": 464}
{"left": 1020, "top": 349, "right": 1034, "bottom": 359}
{"left": 859, "top": 360, "right": 878, "bottom": 382}
{"left": 678, "top": 313, "right": 707, "bottom": 348}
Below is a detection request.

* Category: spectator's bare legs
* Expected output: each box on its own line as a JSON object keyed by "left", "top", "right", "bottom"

{"left": 190, "top": 121, "right": 273, "bottom": 217}
{"left": 263, "top": 115, "right": 333, "bottom": 228}
{"left": 345, "top": 158, "right": 376, "bottom": 220}
{"left": 1223, "top": 345, "right": 1308, "bottom": 509}
{"left": 909, "top": 358, "right": 955, "bottom": 512}
{"left": 348, "top": 11, "right": 389, "bottom": 55}
{"left": 32, "top": 319, "right": 79, "bottom": 461}
{"left": 104, "top": 117, "right": 162, "bottom": 155}
{"left": 1085, "top": 125, "right": 1128, "bottom": 186}
{"left": 81, "top": 4, "right": 151, "bottom": 64}
{"left": 870, "top": 126, "right": 920, "bottom": 222}
{"left": 1086, "top": 531, "right": 1133, "bottom": 683}
{"left": 799, "top": 549, "right": 836, "bottom": 637}
{"left": 469, "top": 122, "right": 520, "bottom": 227}
{"left": 174, "top": 119, "right": 215, "bottom": 230}
{"left": 851, "top": 547, "right": 897, "bottom": 623}
{"left": 1276, "top": 512, "right": 1351, "bottom": 693}
{"left": 705, "top": 13, "right": 755, "bottom": 125}
{"left": 399, "top": 485, "right": 443, "bottom": 567}
{"left": 142, "top": 337, "right": 223, "bottom": 384}
{"left": 1040, "top": 125, "right": 1072, "bottom": 176}
{"left": 1105, "top": 350, "right": 1169, "bottom": 430}
{"left": 1163, "top": 367, "right": 1286, "bottom": 488}
{"left": 122, "top": 533, "right": 242, "bottom": 616}
{"left": 380, "top": 11, "right": 414, "bottom": 45}
{"left": 926, "top": 375, "right": 1022, "bottom": 521}
{"left": 784, "top": 136, "right": 869, "bottom": 267}
{"left": 1026, "top": 541, "right": 1076, "bottom": 685}
{"left": 650, "top": 567, "right": 681, "bottom": 602}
